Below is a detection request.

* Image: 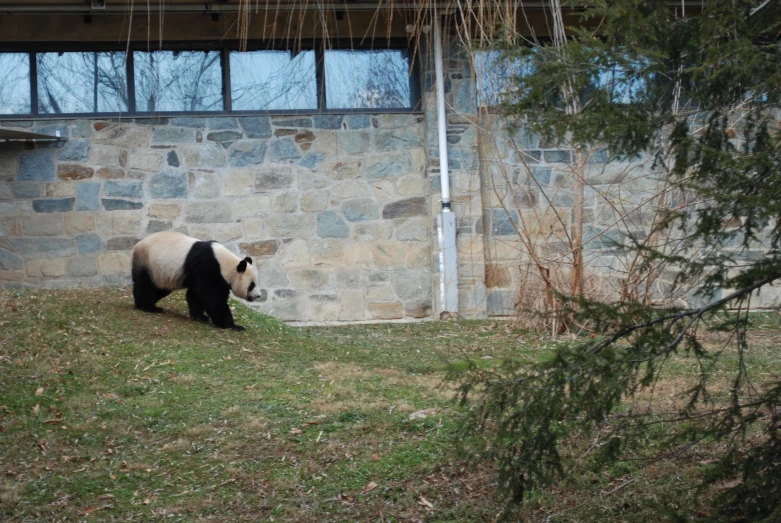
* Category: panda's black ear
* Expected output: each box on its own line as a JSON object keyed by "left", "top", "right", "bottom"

{"left": 244, "top": 256, "right": 253, "bottom": 265}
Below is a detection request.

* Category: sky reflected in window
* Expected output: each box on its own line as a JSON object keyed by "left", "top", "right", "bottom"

{"left": 325, "top": 50, "right": 411, "bottom": 109}
{"left": 231, "top": 50, "right": 316, "bottom": 111}
{"left": 0, "top": 53, "right": 31, "bottom": 115}
{"left": 134, "top": 50, "right": 223, "bottom": 112}
{"left": 37, "top": 52, "right": 127, "bottom": 114}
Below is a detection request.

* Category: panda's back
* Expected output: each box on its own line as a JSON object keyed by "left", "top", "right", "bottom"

{"left": 133, "top": 232, "right": 199, "bottom": 290}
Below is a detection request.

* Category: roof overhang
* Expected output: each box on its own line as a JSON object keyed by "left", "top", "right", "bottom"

{"left": 0, "top": 129, "right": 64, "bottom": 141}
{"left": 0, "top": 1, "right": 554, "bottom": 14}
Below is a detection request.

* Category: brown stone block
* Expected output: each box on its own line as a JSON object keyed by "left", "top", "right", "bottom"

{"left": 239, "top": 240, "right": 280, "bottom": 257}
{"left": 294, "top": 130, "right": 315, "bottom": 143}
{"left": 57, "top": 164, "right": 94, "bottom": 180}
{"left": 97, "top": 167, "right": 125, "bottom": 179}
{"left": 404, "top": 300, "right": 432, "bottom": 318}
{"left": 485, "top": 264, "right": 512, "bottom": 288}
{"left": 368, "top": 301, "right": 403, "bottom": 320}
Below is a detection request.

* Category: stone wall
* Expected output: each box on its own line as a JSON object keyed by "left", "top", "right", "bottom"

{"left": 7, "top": 37, "right": 753, "bottom": 323}
{"left": 0, "top": 115, "right": 435, "bottom": 322}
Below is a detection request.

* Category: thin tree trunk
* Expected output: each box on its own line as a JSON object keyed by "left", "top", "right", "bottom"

{"left": 551, "top": 0, "right": 586, "bottom": 300}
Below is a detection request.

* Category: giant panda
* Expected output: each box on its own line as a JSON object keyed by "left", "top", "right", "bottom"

{"left": 131, "top": 231, "right": 263, "bottom": 331}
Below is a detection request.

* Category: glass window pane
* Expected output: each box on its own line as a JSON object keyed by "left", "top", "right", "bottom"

{"left": 134, "top": 50, "right": 223, "bottom": 112}
{"left": 474, "top": 50, "right": 534, "bottom": 107}
{"left": 0, "top": 53, "right": 31, "bottom": 114}
{"left": 325, "top": 49, "right": 412, "bottom": 109}
{"left": 230, "top": 50, "right": 316, "bottom": 111}
{"left": 37, "top": 52, "right": 127, "bottom": 114}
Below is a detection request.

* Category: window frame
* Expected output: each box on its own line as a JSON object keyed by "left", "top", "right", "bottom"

{"left": 0, "top": 38, "right": 422, "bottom": 119}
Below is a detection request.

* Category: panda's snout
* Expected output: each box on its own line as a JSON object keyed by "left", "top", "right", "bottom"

{"left": 246, "top": 296, "right": 255, "bottom": 302}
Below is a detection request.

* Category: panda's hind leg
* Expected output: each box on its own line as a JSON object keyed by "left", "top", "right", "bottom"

{"left": 132, "top": 267, "right": 167, "bottom": 313}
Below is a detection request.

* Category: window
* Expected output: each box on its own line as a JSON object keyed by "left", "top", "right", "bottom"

{"left": 325, "top": 49, "right": 413, "bottom": 109}
{"left": 0, "top": 53, "right": 31, "bottom": 114}
{"left": 37, "top": 51, "right": 127, "bottom": 114}
{"left": 230, "top": 50, "right": 317, "bottom": 111}
{"left": 474, "top": 50, "right": 534, "bottom": 108}
{"left": 593, "top": 60, "right": 648, "bottom": 105}
{"left": 0, "top": 42, "right": 418, "bottom": 117}
{"left": 134, "top": 50, "right": 223, "bottom": 112}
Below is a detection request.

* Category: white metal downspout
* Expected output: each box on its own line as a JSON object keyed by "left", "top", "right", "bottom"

{"left": 433, "top": 11, "right": 459, "bottom": 315}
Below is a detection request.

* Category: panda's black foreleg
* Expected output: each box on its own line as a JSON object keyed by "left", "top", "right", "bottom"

{"left": 206, "top": 302, "right": 245, "bottom": 331}
{"left": 186, "top": 287, "right": 209, "bottom": 323}
{"left": 194, "top": 284, "right": 245, "bottom": 331}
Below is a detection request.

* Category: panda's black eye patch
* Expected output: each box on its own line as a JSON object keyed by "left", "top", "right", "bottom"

{"left": 248, "top": 282, "right": 256, "bottom": 292}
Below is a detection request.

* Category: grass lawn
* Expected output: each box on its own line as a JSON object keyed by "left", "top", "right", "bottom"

{"left": 1, "top": 288, "right": 779, "bottom": 522}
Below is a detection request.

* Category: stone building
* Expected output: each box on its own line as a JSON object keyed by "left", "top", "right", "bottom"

{"left": 0, "top": 1, "right": 684, "bottom": 321}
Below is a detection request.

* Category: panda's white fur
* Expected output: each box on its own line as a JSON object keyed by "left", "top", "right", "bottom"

{"left": 131, "top": 231, "right": 262, "bottom": 330}
{"left": 134, "top": 232, "right": 197, "bottom": 290}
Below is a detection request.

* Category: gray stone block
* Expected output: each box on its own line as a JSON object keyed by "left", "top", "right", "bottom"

{"left": 58, "top": 140, "right": 90, "bottom": 162}
{"left": 317, "top": 211, "right": 349, "bottom": 238}
{"left": 75, "top": 182, "right": 101, "bottom": 211}
{"left": 102, "top": 199, "right": 144, "bottom": 211}
{"left": 382, "top": 197, "right": 427, "bottom": 219}
{"left": 0, "top": 248, "right": 23, "bottom": 270}
{"left": 254, "top": 168, "right": 293, "bottom": 191}
{"left": 345, "top": 114, "right": 371, "bottom": 129}
{"left": 272, "top": 117, "right": 311, "bottom": 128}
{"left": 339, "top": 131, "right": 372, "bottom": 154}
{"left": 68, "top": 255, "right": 98, "bottom": 277}
{"left": 149, "top": 170, "right": 188, "bottom": 199}
{"left": 267, "top": 138, "right": 302, "bottom": 162}
{"left": 106, "top": 236, "right": 139, "bottom": 250}
{"left": 375, "top": 127, "right": 423, "bottom": 152}
{"left": 167, "top": 151, "right": 180, "bottom": 167}
{"left": 366, "top": 152, "right": 412, "bottom": 179}
{"left": 189, "top": 171, "right": 220, "bottom": 199}
{"left": 240, "top": 117, "right": 272, "bottom": 138}
{"left": 18, "top": 151, "right": 55, "bottom": 181}
{"left": 491, "top": 209, "right": 519, "bottom": 236}
{"left": 588, "top": 148, "right": 609, "bottom": 163}
{"left": 208, "top": 131, "right": 243, "bottom": 142}
{"left": 76, "top": 233, "right": 103, "bottom": 254}
{"left": 146, "top": 220, "right": 171, "bottom": 233}
{"left": 391, "top": 269, "right": 431, "bottom": 301}
{"left": 543, "top": 150, "right": 571, "bottom": 163}
{"left": 171, "top": 117, "right": 205, "bottom": 128}
{"left": 396, "top": 217, "right": 429, "bottom": 241}
{"left": 209, "top": 117, "right": 239, "bottom": 130}
{"left": 0, "top": 181, "right": 10, "bottom": 199}
{"left": 342, "top": 198, "right": 379, "bottom": 222}
{"left": 12, "top": 182, "right": 41, "bottom": 198}
{"left": 153, "top": 127, "right": 195, "bottom": 143}
{"left": 257, "top": 259, "right": 290, "bottom": 287}
{"left": 9, "top": 238, "right": 77, "bottom": 259}
{"left": 487, "top": 290, "right": 515, "bottom": 316}
{"left": 33, "top": 198, "right": 75, "bottom": 213}
{"left": 104, "top": 180, "right": 143, "bottom": 198}
{"left": 298, "top": 152, "right": 325, "bottom": 169}
{"left": 185, "top": 201, "right": 232, "bottom": 223}
{"left": 230, "top": 142, "right": 266, "bottom": 166}
{"left": 134, "top": 118, "right": 169, "bottom": 125}
{"left": 313, "top": 115, "right": 343, "bottom": 129}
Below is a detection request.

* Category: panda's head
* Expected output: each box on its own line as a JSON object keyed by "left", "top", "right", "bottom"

{"left": 233, "top": 257, "right": 263, "bottom": 302}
